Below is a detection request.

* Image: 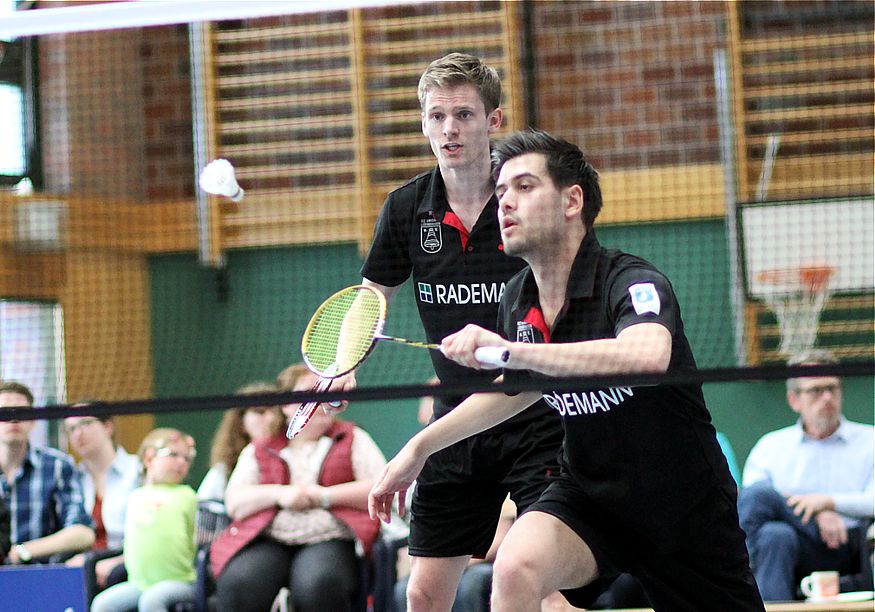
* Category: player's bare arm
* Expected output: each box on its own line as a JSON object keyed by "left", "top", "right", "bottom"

{"left": 441, "top": 321, "right": 672, "bottom": 376}
{"left": 325, "top": 278, "right": 404, "bottom": 414}
{"left": 368, "top": 388, "right": 539, "bottom": 522}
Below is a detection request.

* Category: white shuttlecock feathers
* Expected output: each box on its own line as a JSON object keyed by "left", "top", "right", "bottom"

{"left": 199, "top": 158, "right": 244, "bottom": 202}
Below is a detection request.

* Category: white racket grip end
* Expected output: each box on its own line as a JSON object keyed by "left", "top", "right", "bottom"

{"left": 474, "top": 346, "right": 510, "bottom": 367}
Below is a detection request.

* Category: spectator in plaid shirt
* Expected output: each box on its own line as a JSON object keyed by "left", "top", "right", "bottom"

{"left": 0, "top": 494, "right": 9, "bottom": 561}
{"left": 0, "top": 381, "right": 94, "bottom": 564}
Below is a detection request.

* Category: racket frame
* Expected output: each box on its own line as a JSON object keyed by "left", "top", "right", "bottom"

{"left": 301, "top": 284, "right": 388, "bottom": 379}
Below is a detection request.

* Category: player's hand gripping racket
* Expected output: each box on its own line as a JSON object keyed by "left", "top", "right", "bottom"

{"left": 286, "top": 285, "right": 508, "bottom": 438}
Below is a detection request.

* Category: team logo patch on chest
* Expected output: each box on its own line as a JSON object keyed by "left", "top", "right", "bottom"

{"left": 420, "top": 218, "right": 442, "bottom": 253}
{"left": 516, "top": 321, "right": 535, "bottom": 343}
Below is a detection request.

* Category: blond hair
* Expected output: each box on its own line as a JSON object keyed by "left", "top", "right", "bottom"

{"left": 417, "top": 52, "right": 501, "bottom": 113}
{"left": 138, "top": 427, "right": 195, "bottom": 466}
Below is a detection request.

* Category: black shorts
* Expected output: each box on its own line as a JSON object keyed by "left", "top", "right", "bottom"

{"left": 529, "top": 470, "right": 764, "bottom": 612}
{"left": 408, "top": 411, "right": 563, "bottom": 559}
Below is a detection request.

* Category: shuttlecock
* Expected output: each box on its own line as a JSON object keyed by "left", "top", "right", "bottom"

{"left": 199, "top": 159, "right": 244, "bottom": 202}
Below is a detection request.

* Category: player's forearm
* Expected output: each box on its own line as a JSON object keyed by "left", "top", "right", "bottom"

{"left": 410, "top": 391, "right": 539, "bottom": 457}
{"left": 506, "top": 323, "right": 671, "bottom": 377}
{"left": 322, "top": 479, "right": 374, "bottom": 511}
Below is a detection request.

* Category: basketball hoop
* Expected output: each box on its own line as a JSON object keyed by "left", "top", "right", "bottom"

{"left": 756, "top": 266, "right": 834, "bottom": 356}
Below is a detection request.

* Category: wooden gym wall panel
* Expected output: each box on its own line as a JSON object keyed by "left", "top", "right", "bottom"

{"left": 207, "top": 2, "right": 523, "bottom": 253}
{"left": 0, "top": 249, "right": 64, "bottom": 301}
{"left": 61, "top": 250, "right": 154, "bottom": 452}
{"left": 729, "top": 3, "right": 874, "bottom": 202}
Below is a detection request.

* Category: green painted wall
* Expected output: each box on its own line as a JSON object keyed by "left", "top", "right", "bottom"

{"left": 150, "top": 222, "right": 873, "bottom": 486}
{"left": 150, "top": 244, "right": 433, "bottom": 483}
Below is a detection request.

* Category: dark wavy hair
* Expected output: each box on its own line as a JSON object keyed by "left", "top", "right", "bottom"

{"left": 492, "top": 129, "right": 602, "bottom": 229}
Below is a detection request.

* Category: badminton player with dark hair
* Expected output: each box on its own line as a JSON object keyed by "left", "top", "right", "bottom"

{"left": 343, "top": 54, "right": 564, "bottom": 611}
{"left": 370, "top": 129, "right": 765, "bottom": 611}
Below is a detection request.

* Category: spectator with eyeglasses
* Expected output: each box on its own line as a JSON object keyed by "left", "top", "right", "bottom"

{"left": 91, "top": 427, "right": 198, "bottom": 612}
{"left": 738, "top": 349, "right": 874, "bottom": 601}
{"left": 62, "top": 409, "right": 140, "bottom": 602}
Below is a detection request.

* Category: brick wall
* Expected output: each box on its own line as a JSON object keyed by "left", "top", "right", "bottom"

{"left": 39, "top": 29, "right": 147, "bottom": 199}
{"left": 38, "top": 20, "right": 193, "bottom": 201}
{"left": 530, "top": 0, "right": 727, "bottom": 170}
{"left": 140, "top": 25, "right": 194, "bottom": 201}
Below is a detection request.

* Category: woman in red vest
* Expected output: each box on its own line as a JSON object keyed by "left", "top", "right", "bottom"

{"left": 211, "top": 364, "right": 386, "bottom": 612}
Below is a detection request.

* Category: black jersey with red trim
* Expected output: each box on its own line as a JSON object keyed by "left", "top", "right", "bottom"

{"left": 500, "top": 231, "right": 737, "bottom": 549}
{"left": 362, "top": 166, "right": 550, "bottom": 425}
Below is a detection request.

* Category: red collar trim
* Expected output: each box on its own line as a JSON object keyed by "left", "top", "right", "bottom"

{"left": 523, "top": 306, "right": 551, "bottom": 343}
{"left": 442, "top": 210, "right": 470, "bottom": 250}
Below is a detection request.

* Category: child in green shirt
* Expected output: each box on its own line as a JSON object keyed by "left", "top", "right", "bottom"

{"left": 91, "top": 428, "right": 197, "bottom": 612}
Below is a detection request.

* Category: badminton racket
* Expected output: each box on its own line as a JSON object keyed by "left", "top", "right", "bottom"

{"left": 286, "top": 285, "right": 508, "bottom": 437}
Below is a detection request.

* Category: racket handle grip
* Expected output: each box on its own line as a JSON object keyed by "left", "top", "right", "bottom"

{"left": 474, "top": 346, "right": 510, "bottom": 367}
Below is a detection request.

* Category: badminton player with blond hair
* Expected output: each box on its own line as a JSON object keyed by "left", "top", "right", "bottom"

{"left": 349, "top": 54, "right": 564, "bottom": 611}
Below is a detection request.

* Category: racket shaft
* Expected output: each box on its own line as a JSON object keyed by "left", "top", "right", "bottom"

{"left": 375, "top": 334, "right": 508, "bottom": 367}
{"left": 375, "top": 334, "right": 440, "bottom": 350}
{"left": 286, "top": 376, "right": 341, "bottom": 439}
{"left": 287, "top": 400, "right": 320, "bottom": 438}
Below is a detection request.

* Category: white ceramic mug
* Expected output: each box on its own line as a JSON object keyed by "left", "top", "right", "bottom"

{"left": 800, "top": 570, "right": 840, "bottom": 599}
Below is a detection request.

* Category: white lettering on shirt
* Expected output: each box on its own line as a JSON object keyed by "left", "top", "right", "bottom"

{"left": 542, "top": 387, "right": 634, "bottom": 416}
{"left": 430, "top": 282, "right": 505, "bottom": 305}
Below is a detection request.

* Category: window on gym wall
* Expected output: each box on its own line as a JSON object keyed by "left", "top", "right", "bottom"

{"left": 0, "top": 0, "right": 33, "bottom": 188}
{"left": 0, "top": 300, "right": 67, "bottom": 445}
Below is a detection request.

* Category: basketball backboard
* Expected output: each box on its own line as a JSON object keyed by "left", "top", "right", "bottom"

{"left": 740, "top": 197, "right": 874, "bottom": 298}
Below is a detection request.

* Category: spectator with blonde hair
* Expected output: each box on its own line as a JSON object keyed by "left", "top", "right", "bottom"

{"left": 92, "top": 427, "right": 198, "bottom": 612}
{"left": 198, "top": 382, "right": 285, "bottom": 501}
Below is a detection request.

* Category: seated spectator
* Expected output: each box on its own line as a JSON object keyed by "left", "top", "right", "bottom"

{"left": 198, "top": 383, "right": 285, "bottom": 501}
{"left": 0, "top": 494, "right": 8, "bottom": 562}
{"left": 0, "top": 381, "right": 94, "bottom": 564}
{"left": 738, "top": 349, "right": 875, "bottom": 601}
{"left": 211, "top": 363, "right": 386, "bottom": 612}
{"left": 91, "top": 428, "right": 198, "bottom": 612}
{"left": 63, "top": 410, "right": 140, "bottom": 601}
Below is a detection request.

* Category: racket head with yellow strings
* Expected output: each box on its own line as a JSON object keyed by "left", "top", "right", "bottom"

{"left": 288, "top": 286, "right": 387, "bottom": 438}
{"left": 301, "top": 284, "right": 387, "bottom": 378}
